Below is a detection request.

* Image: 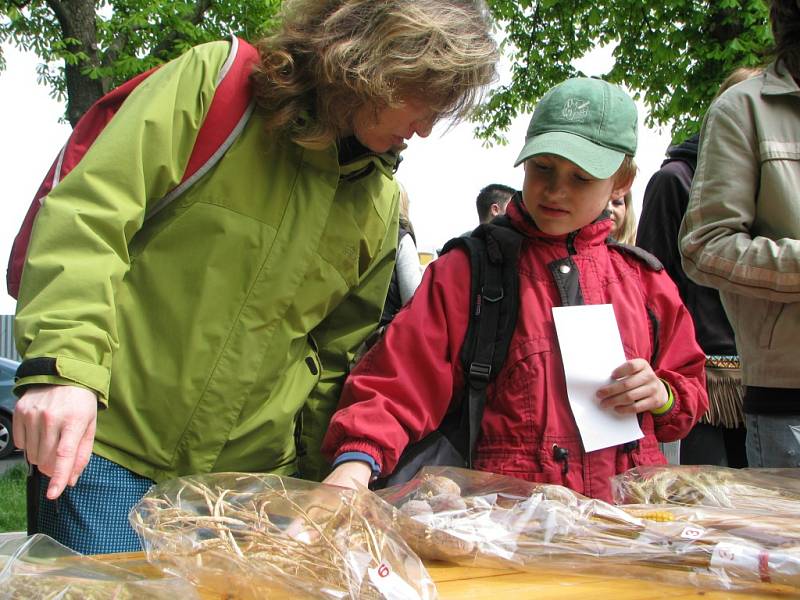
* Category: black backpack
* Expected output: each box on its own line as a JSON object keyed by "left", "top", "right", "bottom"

{"left": 373, "top": 217, "right": 524, "bottom": 488}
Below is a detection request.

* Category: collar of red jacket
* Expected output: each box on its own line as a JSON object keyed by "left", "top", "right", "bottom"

{"left": 505, "top": 194, "right": 615, "bottom": 249}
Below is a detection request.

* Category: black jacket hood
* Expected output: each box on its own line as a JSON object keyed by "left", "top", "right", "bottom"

{"left": 662, "top": 133, "right": 700, "bottom": 171}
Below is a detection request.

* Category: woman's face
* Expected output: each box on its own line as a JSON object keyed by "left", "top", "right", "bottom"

{"left": 606, "top": 196, "right": 627, "bottom": 237}
{"left": 351, "top": 99, "right": 437, "bottom": 153}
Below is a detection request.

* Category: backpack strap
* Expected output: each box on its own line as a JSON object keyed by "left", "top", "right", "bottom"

{"left": 607, "top": 241, "right": 664, "bottom": 271}
{"left": 7, "top": 35, "right": 259, "bottom": 299}
{"left": 440, "top": 217, "right": 524, "bottom": 465}
{"left": 147, "top": 35, "right": 259, "bottom": 217}
{"left": 5, "top": 65, "right": 161, "bottom": 299}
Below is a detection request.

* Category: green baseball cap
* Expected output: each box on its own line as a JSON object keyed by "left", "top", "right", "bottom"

{"left": 514, "top": 77, "right": 638, "bottom": 179}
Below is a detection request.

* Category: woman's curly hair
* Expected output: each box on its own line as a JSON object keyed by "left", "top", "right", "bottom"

{"left": 251, "top": 0, "right": 498, "bottom": 149}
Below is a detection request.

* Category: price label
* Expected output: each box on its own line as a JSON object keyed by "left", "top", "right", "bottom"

{"left": 367, "top": 562, "right": 423, "bottom": 600}
{"left": 679, "top": 525, "right": 705, "bottom": 540}
{"left": 710, "top": 542, "right": 771, "bottom": 582}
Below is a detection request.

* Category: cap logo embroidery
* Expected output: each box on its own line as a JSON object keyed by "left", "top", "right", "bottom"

{"left": 561, "top": 98, "right": 590, "bottom": 122}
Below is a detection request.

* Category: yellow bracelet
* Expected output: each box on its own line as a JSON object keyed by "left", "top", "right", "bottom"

{"left": 650, "top": 380, "right": 674, "bottom": 416}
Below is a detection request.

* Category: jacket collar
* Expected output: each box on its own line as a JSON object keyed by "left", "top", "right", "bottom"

{"left": 338, "top": 136, "right": 402, "bottom": 179}
{"left": 505, "top": 194, "right": 614, "bottom": 250}
{"left": 293, "top": 135, "right": 401, "bottom": 180}
{"left": 762, "top": 61, "right": 800, "bottom": 97}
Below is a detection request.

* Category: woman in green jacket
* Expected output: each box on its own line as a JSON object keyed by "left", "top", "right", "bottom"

{"left": 12, "top": 0, "right": 498, "bottom": 554}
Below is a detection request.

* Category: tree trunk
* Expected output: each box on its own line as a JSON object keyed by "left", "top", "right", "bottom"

{"left": 49, "top": 0, "right": 105, "bottom": 126}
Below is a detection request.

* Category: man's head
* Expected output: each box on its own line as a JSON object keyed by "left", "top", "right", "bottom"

{"left": 514, "top": 77, "right": 638, "bottom": 236}
{"left": 476, "top": 183, "right": 516, "bottom": 224}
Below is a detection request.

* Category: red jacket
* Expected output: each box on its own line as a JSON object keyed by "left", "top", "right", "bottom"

{"left": 322, "top": 200, "right": 707, "bottom": 501}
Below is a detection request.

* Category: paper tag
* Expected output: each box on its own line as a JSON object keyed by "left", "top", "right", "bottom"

{"left": 679, "top": 525, "right": 705, "bottom": 540}
{"left": 710, "top": 542, "right": 770, "bottom": 582}
{"left": 367, "top": 562, "right": 422, "bottom": 600}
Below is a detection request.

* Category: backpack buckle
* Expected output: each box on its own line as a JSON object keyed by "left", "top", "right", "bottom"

{"left": 468, "top": 362, "right": 492, "bottom": 382}
{"left": 481, "top": 285, "right": 504, "bottom": 303}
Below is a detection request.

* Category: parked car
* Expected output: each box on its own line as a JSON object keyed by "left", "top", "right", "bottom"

{"left": 0, "top": 356, "right": 20, "bottom": 459}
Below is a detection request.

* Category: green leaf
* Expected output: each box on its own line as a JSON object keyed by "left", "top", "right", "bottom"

{"left": 479, "top": 0, "right": 771, "bottom": 144}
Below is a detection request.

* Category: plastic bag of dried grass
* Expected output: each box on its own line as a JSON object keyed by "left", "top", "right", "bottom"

{"left": 0, "top": 533, "right": 198, "bottom": 599}
{"left": 130, "top": 472, "right": 436, "bottom": 600}
{"left": 610, "top": 465, "right": 800, "bottom": 511}
{"left": 377, "top": 466, "right": 800, "bottom": 595}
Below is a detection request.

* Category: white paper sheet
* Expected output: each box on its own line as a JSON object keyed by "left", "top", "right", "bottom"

{"left": 552, "top": 304, "right": 643, "bottom": 452}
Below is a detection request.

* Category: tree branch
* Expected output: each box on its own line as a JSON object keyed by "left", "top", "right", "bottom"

{"left": 103, "top": 24, "right": 146, "bottom": 69}
{"left": 10, "top": 0, "right": 35, "bottom": 10}
{"left": 150, "top": 0, "right": 214, "bottom": 59}
{"left": 44, "top": 0, "right": 71, "bottom": 34}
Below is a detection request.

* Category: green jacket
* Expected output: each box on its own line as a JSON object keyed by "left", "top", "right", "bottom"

{"left": 14, "top": 41, "right": 400, "bottom": 482}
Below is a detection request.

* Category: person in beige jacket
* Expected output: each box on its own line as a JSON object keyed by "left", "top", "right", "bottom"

{"left": 679, "top": 0, "right": 800, "bottom": 468}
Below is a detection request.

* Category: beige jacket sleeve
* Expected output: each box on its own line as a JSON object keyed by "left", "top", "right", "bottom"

{"left": 679, "top": 86, "right": 800, "bottom": 303}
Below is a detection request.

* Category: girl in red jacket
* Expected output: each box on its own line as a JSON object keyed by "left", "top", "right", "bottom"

{"left": 321, "top": 78, "right": 708, "bottom": 502}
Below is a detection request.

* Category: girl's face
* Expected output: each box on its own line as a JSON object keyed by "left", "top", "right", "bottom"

{"left": 522, "top": 154, "right": 629, "bottom": 236}
{"left": 351, "top": 99, "right": 437, "bottom": 153}
{"left": 606, "top": 196, "right": 627, "bottom": 238}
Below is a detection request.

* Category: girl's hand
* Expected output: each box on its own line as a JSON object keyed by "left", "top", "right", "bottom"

{"left": 596, "top": 358, "right": 668, "bottom": 415}
{"left": 286, "top": 461, "right": 372, "bottom": 543}
{"left": 322, "top": 461, "right": 373, "bottom": 491}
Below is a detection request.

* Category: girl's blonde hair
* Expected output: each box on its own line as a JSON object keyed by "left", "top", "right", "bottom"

{"left": 610, "top": 156, "right": 637, "bottom": 244}
{"left": 714, "top": 66, "right": 763, "bottom": 101}
{"left": 397, "top": 182, "right": 415, "bottom": 238}
{"left": 251, "top": 0, "right": 498, "bottom": 149}
{"left": 614, "top": 191, "right": 638, "bottom": 245}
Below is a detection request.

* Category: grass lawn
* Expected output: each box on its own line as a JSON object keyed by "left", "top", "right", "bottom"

{"left": 0, "top": 463, "right": 27, "bottom": 532}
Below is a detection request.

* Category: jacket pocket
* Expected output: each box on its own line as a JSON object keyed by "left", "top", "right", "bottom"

{"left": 731, "top": 294, "right": 785, "bottom": 350}
{"left": 616, "top": 433, "right": 666, "bottom": 473}
{"left": 306, "top": 334, "right": 321, "bottom": 376}
{"left": 476, "top": 336, "right": 573, "bottom": 482}
{"left": 757, "top": 301, "right": 784, "bottom": 348}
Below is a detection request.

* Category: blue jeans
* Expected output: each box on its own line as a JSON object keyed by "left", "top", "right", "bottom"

{"left": 745, "top": 414, "right": 800, "bottom": 468}
{"left": 29, "top": 454, "right": 154, "bottom": 555}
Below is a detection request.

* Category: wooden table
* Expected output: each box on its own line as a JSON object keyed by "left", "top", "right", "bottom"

{"left": 98, "top": 552, "right": 790, "bottom": 599}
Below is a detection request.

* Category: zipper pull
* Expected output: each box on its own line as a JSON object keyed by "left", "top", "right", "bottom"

{"left": 552, "top": 444, "right": 569, "bottom": 475}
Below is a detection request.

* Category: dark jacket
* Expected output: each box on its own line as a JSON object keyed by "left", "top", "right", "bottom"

{"left": 636, "top": 135, "right": 737, "bottom": 357}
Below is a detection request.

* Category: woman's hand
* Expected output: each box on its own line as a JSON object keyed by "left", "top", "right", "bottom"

{"left": 322, "top": 461, "right": 373, "bottom": 491}
{"left": 13, "top": 385, "right": 98, "bottom": 499}
{"left": 596, "top": 358, "right": 668, "bottom": 415}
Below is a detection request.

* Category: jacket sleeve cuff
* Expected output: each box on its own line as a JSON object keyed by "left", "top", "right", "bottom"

{"left": 332, "top": 452, "right": 381, "bottom": 478}
{"left": 335, "top": 439, "right": 384, "bottom": 475}
{"left": 14, "top": 356, "right": 109, "bottom": 407}
{"left": 650, "top": 379, "right": 675, "bottom": 416}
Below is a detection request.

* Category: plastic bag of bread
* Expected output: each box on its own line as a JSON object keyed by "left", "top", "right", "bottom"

{"left": 130, "top": 472, "right": 436, "bottom": 600}
{"left": 377, "top": 466, "right": 800, "bottom": 594}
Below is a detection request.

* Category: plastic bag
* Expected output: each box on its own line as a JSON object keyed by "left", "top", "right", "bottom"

{"left": 0, "top": 533, "right": 198, "bottom": 599}
{"left": 377, "top": 466, "right": 800, "bottom": 594}
{"left": 130, "top": 472, "right": 436, "bottom": 600}
{"left": 611, "top": 465, "right": 800, "bottom": 511}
